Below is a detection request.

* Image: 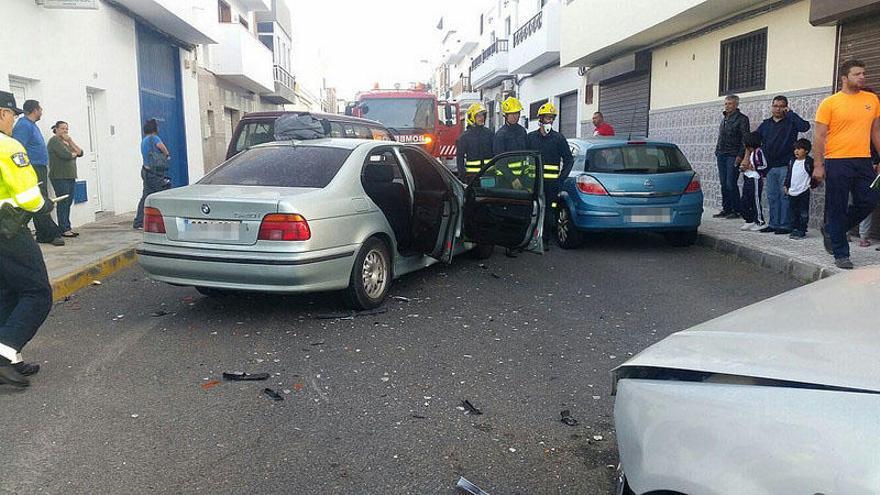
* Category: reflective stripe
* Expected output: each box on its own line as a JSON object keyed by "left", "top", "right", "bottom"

{"left": 0, "top": 342, "right": 18, "bottom": 362}
{"left": 465, "top": 160, "right": 484, "bottom": 173}
{"left": 543, "top": 164, "right": 560, "bottom": 180}
{"left": 14, "top": 185, "right": 41, "bottom": 205}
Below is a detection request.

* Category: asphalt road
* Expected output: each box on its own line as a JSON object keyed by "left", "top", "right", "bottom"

{"left": 0, "top": 234, "right": 801, "bottom": 494}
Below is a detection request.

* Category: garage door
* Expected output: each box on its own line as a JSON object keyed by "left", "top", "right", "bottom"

{"left": 838, "top": 15, "right": 880, "bottom": 90}
{"left": 599, "top": 72, "right": 650, "bottom": 138}
{"left": 558, "top": 92, "right": 578, "bottom": 138}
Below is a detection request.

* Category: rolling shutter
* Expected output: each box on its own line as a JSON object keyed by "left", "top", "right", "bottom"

{"left": 838, "top": 15, "right": 880, "bottom": 91}
{"left": 598, "top": 72, "right": 650, "bottom": 138}
{"left": 558, "top": 92, "right": 578, "bottom": 138}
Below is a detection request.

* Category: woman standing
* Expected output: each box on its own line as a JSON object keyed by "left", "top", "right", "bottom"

{"left": 133, "top": 118, "right": 171, "bottom": 230}
{"left": 47, "top": 121, "right": 83, "bottom": 237}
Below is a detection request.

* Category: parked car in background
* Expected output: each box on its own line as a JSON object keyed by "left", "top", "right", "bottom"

{"left": 556, "top": 138, "right": 703, "bottom": 248}
{"left": 612, "top": 267, "right": 880, "bottom": 495}
{"left": 138, "top": 139, "right": 545, "bottom": 309}
{"left": 225, "top": 111, "right": 394, "bottom": 160}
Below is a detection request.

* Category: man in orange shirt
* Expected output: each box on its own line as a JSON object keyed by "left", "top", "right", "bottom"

{"left": 813, "top": 60, "right": 880, "bottom": 269}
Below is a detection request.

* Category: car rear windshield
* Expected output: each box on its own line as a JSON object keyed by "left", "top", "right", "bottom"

{"left": 586, "top": 145, "right": 692, "bottom": 174}
{"left": 200, "top": 145, "right": 352, "bottom": 188}
{"left": 234, "top": 120, "right": 277, "bottom": 153}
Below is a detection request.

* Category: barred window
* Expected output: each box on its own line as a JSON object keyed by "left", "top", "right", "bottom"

{"left": 719, "top": 28, "right": 767, "bottom": 95}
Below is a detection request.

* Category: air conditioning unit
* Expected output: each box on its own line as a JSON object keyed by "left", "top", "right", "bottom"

{"left": 501, "top": 79, "right": 515, "bottom": 92}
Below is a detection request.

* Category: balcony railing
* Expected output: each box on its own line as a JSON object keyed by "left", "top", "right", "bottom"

{"left": 471, "top": 40, "right": 509, "bottom": 71}
{"left": 452, "top": 76, "right": 472, "bottom": 95}
{"left": 274, "top": 65, "right": 295, "bottom": 90}
{"left": 513, "top": 10, "right": 543, "bottom": 47}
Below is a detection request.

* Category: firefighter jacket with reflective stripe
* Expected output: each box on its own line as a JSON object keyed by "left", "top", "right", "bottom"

{"left": 527, "top": 129, "right": 574, "bottom": 182}
{"left": 0, "top": 132, "right": 45, "bottom": 213}
{"left": 493, "top": 122, "right": 528, "bottom": 155}
{"left": 456, "top": 125, "right": 495, "bottom": 178}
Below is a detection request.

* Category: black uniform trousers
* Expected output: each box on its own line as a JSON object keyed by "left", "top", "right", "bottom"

{"left": 31, "top": 165, "right": 62, "bottom": 242}
{"left": 0, "top": 225, "right": 53, "bottom": 357}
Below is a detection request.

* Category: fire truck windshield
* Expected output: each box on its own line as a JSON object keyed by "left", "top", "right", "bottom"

{"left": 359, "top": 98, "right": 435, "bottom": 130}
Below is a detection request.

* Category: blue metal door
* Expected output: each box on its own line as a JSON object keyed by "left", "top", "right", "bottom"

{"left": 136, "top": 24, "right": 189, "bottom": 186}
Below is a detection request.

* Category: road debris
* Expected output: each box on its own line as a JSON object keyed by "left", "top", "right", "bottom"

{"left": 593, "top": 435, "right": 604, "bottom": 441}
{"left": 201, "top": 380, "right": 221, "bottom": 390}
{"left": 461, "top": 399, "right": 483, "bottom": 415}
{"left": 456, "top": 476, "right": 490, "bottom": 495}
{"left": 412, "top": 414, "right": 426, "bottom": 419}
{"left": 263, "top": 388, "right": 284, "bottom": 401}
{"left": 222, "top": 372, "right": 269, "bottom": 381}
{"left": 560, "top": 410, "right": 579, "bottom": 427}
{"left": 293, "top": 383, "right": 304, "bottom": 392}
{"left": 490, "top": 273, "right": 502, "bottom": 279}
{"left": 390, "top": 296, "right": 411, "bottom": 302}
{"left": 151, "top": 310, "right": 169, "bottom": 317}
{"left": 316, "top": 307, "right": 388, "bottom": 320}
{"left": 91, "top": 280, "right": 102, "bottom": 286}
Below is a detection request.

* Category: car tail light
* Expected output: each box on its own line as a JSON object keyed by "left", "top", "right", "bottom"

{"left": 258, "top": 214, "right": 311, "bottom": 241}
{"left": 685, "top": 176, "right": 702, "bottom": 193}
{"left": 144, "top": 207, "right": 166, "bottom": 234}
{"left": 576, "top": 175, "right": 608, "bottom": 195}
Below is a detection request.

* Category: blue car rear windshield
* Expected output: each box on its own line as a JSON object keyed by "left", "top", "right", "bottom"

{"left": 586, "top": 145, "right": 692, "bottom": 174}
{"left": 200, "top": 145, "right": 352, "bottom": 188}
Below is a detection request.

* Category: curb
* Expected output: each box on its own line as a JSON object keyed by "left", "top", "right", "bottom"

{"left": 697, "top": 233, "right": 837, "bottom": 283}
{"left": 50, "top": 246, "right": 139, "bottom": 302}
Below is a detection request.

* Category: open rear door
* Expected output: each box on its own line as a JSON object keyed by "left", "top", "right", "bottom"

{"left": 463, "top": 151, "right": 544, "bottom": 253}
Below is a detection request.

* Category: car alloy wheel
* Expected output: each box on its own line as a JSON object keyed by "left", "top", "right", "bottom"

{"left": 361, "top": 249, "right": 388, "bottom": 299}
{"left": 555, "top": 206, "right": 583, "bottom": 249}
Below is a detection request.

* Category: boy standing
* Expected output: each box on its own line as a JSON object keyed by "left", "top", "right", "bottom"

{"left": 740, "top": 132, "right": 768, "bottom": 231}
{"left": 784, "top": 139, "right": 815, "bottom": 239}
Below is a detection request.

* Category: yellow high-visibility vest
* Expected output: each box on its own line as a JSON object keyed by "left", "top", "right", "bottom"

{"left": 0, "top": 133, "right": 44, "bottom": 213}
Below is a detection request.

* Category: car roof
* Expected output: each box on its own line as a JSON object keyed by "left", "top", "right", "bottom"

{"left": 239, "top": 110, "right": 387, "bottom": 128}
{"left": 616, "top": 266, "right": 880, "bottom": 393}
{"left": 568, "top": 137, "right": 678, "bottom": 151}
{"left": 250, "top": 138, "right": 386, "bottom": 151}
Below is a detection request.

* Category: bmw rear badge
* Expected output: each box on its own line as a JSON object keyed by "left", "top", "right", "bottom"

{"left": 201, "top": 204, "right": 211, "bottom": 215}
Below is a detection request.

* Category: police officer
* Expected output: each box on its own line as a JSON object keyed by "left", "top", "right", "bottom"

{"left": 527, "top": 102, "right": 574, "bottom": 249}
{"left": 493, "top": 97, "right": 528, "bottom": 155}
{"left": 456, "top": 103, "right": 495, "bottom": 182}
{"left": 0, "top": 91, "right": 53, "bottom": 388}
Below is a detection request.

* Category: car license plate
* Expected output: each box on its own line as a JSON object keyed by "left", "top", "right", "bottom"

{"left": 627, "top": 208, "right": 671, "bottom": 223}
{"left": 182, "top": 219, "right": 241, "bottom": 241}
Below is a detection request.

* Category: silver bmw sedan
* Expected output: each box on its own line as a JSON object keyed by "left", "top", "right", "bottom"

{"left": 137, "top": 138, "right": 544, "bottom": 309}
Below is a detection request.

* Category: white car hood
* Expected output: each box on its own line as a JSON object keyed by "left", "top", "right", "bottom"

{"left": 618, "top": 267, "right": 880, "bottom": 393}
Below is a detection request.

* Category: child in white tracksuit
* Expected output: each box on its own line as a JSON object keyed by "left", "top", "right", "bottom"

{"left": 740, "top": 131, "right": 768, "bottom": 231}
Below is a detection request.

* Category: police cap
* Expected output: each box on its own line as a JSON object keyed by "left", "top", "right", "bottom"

{"left": 0, "top": 91, "right": 23, "bottom": 115}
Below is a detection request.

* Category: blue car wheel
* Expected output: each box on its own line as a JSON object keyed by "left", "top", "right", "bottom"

{"left": 556, "top": 206, "right": 584, "bottom": 249}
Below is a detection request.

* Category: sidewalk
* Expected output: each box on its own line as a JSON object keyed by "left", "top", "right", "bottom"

{"left": 40, "top": 213, "right": 142, "bottom": 302}
{"left": 698, "top": 210, "right": 880, "bottom": 282}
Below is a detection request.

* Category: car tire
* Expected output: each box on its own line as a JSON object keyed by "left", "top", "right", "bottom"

{"left": 344, "top": 237, "right": 392, "bottom": 310}
{"left": 555, "top": 205, "right": 583, "bottom": 249}
{"left": 666, "top": 229, "right": 699, "bottom": 247}
{"left": 471, "top": 243, "right": 495, "bottom": 260}
{"left": 195, "top": 287, "right": 233, "bottom": 298}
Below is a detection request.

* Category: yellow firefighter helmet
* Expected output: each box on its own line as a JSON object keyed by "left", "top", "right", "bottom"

{"left": 537, "top": 102, "right": 558, "bottom": 117}
{"left": 501, "top": 97, "right": 523, "bottom": 114}
{"left": 466, "top": 103, "right": 488, "bottom": 125}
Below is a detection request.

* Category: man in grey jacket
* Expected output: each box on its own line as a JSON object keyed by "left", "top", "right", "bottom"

{"left": 713, "top": 95, "right": 751, "bottom": 219}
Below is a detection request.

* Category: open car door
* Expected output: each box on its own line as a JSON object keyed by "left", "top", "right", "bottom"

{"left": 463, "top": 151, "right": 544, "bottom": 254}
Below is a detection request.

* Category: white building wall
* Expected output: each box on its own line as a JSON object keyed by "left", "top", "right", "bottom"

{"left": 0, "top": 1, "right": 204, "bottom": 227}
{"left": 517, "top": 67, "right": 581, "bottom": 133}
{"left": 180, "top": 48, "right": 206, "bottom": 183}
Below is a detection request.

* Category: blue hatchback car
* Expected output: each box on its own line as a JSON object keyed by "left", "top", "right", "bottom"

{"left": 555, "top": 137, "right": 703, "bottom": 248}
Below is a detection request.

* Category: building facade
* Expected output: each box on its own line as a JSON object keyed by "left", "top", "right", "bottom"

{"left": 561, "top": 0, "right": 850, "bottom": 226}
{"left": 1, "top": 0, "right": 212, "bottom": 228}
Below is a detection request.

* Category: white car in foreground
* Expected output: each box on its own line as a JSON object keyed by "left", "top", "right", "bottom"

{"left": 613, "top": 267, "right": 880, "bottom": 495}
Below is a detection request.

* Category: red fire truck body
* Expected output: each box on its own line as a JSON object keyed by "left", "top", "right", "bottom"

{"left": 351, "top": 89, "right": 462, "bottom": 163}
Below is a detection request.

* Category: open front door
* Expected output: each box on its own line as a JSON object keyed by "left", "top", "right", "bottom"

{"left": 463, "top": 151, "right": 544, "bottom": 253}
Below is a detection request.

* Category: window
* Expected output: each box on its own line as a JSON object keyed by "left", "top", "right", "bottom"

{"left": 353, "top": 125, "right": 373, "bottom": 139}
{"left": 259, "top": 35, "right": 273, "bottom": 51}
{"left": 234, "top": 121, "right": 275, "bottom": 153}
{"left": 719, "top": 28, "right": 767, "bottom": 95}
{"left": 200, "top": 146, "right": 352, "bottom": 188}
{"left": 477, "top": 155, "right": 538, "bottom": 194}
{"left": 584, "top": 84, "right": 594, "bottom": 105}
{"left": 529, "top": 98, "right": 548, "bottom": 120}
{"left": 238, "top": 14, "right": 250, "bottom": 30}
{"left": 370, "top": 127, "right": 393, "bottom": 141}
{"left": 257, "top": 22, "right": 274, "bottom": 33}
{"left": 218, "top": 0, "right": 231, "bottom": 23}
{"left": 505, "top": 17, "right": 511, "bottom": 37}
{"left": 479, "top": 14, "right": 484, "bottom": 35}
{"left": 586, "top": 145, "right": 692, "bottom": 174}
{"left": 329, "top": 122, "right": 345, "bottom": 138}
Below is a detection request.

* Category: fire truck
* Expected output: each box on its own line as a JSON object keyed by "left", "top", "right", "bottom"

{"left": 347, "top": 88, "right": 462, "bottom": 167}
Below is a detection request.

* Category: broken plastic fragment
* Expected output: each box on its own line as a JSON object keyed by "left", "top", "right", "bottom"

{"left": 201, "top": 379, "right": 221, "bottom": 390}
{"left": 222, "top": 372, "right": 270, "bottom": 381}
{"left": 91, "top": 280, "right": 102, "bottom": 286}
{"left": 151, "top": 310, "right": 169, "bottom": 317}
{"left": 391, "top": 296, "right": 411, "bottom": 302}
{"left": 560, "top": 410, "right": 579, "bottom": 427}
{"left": 593, "top": 435, "right": 604, "bottom": 441}
{"left": 461, "top": 399, "right": 483, "bottom": 415}
{"left": 456, "top": 476, "right": 490, "bottom": 495}
{"left": 263, "top": 388, "right": 284, "bottom": 401}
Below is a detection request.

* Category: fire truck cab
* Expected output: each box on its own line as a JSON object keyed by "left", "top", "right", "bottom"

{"left": 348, "top": 89, "right": 462, "bottom": 169}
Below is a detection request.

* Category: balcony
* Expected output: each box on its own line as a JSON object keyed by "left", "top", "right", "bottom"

{"left": 261, "top": 65, "right": 296, "bottom": 105}
{"left": 508, "top": 1, "right": 562, "bottom": 74}
{"left": 451, "top": 76, "right": 472, "bottom": 96}
{"left": 107, "top": 0, "right": 217, "bottom": 44}
{"left": 207, "top": 23, "right": 274, "bottom": 93}
{"left": 470, "top": 39, "right": 510, "bottom": 89}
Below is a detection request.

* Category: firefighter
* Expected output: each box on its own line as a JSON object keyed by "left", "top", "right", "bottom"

{"left": 0, "top": 90, "right": 53, "bottom": 388}
{"left": 493, "top": 96, "right": 528, "bottom": 155}
{"left": 455, "top": 103, "right": 495, "bottom": 182}
{"left": 527, "top": 102, "right": 574, "bottom": 249}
